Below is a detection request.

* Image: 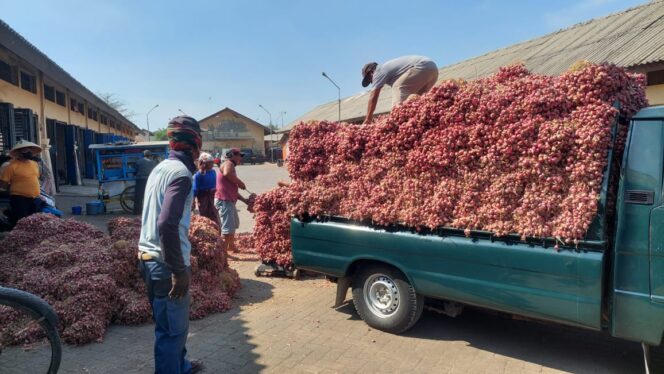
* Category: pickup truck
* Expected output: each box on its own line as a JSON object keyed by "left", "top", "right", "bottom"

{"left": 291, "top": 105, "right": 664, "bottom": 369}
{"left": 240, "top": 148, "right": 265, "bottom": 165}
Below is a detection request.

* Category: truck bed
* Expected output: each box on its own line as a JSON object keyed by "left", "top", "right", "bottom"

{"left": 292, "top": 217, "right": 606, "bottom": 330}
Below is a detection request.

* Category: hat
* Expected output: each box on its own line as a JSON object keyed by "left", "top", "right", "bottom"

{"left": 198, "top": 152, "right": 213, "bottom": 163}
{"left": 362, "top": 62, "right": 378, "bottom": 87}
{"left": 225, "top": 148, "right": 245, "bottom": 158}
{"left": 10, "top": 140, "right": 42, "bottom": 157}
{"left": 167, "top": 116, "right": 202, "bottom": 152}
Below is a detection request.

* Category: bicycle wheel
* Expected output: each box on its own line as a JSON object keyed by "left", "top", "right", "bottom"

{"left": 0, "top": 286, "right": 62, "bottom": 374}
{"left": 120, "top": 185, "right": 135, "bottom": 214}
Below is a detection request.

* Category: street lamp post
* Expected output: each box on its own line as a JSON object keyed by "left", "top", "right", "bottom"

{"left": 177, "top": 108, "right": 188, "bottom": 116}
{"left": 322, "top": 72, "right": 341, "bottom": 122}
{"left": 146, "top": 104, "right": 159, "bottom": 142}
{"left": 278, "top": 111, "right": 286, "bottom": 129}
{"left": 258, "top": 104, "right": 274, "bottom": 163}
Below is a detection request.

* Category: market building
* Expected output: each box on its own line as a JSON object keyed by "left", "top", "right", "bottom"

{"left": 0, "top": 19, "right": 140, "bottom": 188}
{"left": 199, "top": 107, "right": 270, "bottom": 157}
{"left": 281, "top": 1, "right": 664, "bottom": 160}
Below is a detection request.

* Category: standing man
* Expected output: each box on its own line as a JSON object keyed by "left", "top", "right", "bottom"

{"left": 138, "top": 116, "right": 203, "bottom": 374}
{"left": 134, "top": 149, "right": 157, "bottom": 215}
{"left": 361, "top": 55, "right": 439, "bottom": 124}
{"left": 215, "top": 148, "right": 250, "bottom": 253}
{"left": 0, "top": 141, "right": 42, "bottom": 227}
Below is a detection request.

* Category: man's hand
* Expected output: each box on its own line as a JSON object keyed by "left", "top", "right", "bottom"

{"left": 238, "top": 181, "right": 246, "bottom": 190}
{"left": 169, "top": 270, "right": 191, "bottom": 299}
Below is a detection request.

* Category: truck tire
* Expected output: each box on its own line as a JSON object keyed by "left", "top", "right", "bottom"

{"left": 351, "top": 264, "right": 423, "bottom": 334}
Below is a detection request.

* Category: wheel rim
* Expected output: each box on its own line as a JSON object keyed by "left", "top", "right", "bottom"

{"left": 363, "top": 273, "right": 399, "bottom": 318}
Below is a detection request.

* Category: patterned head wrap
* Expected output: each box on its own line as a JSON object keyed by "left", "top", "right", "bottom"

{"left": 167, "top": 116, "right": 202, "bottom": 153}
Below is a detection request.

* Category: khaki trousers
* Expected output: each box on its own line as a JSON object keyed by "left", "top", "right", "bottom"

{"left": 391, "top": 61, "right": 439, "bottom": 107}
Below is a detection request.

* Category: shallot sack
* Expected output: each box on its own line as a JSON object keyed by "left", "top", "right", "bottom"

{"left": 252, "top": 63, "right": 648, "bottom": 267}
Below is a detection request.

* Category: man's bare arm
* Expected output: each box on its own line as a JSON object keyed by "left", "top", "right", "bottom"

{"left": 364, "top": 88, "right": 381, "bottom": 124}
{"left": 221, "top": 162, "right": 246, "bottom": 189}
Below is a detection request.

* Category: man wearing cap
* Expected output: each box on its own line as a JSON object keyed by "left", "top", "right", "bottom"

{"left": 134, "top": 149, "right": 157, "bottom": 215}
{"left": 215, "top": 148, "right": 250, "bottom": 252}
{"left": 138, "top": 116, "right": 203, "bottom": 374}
{"left": 361, "top": 55, "right": 438, "bottom": 124}
{"left": 0, "top": 140, "right": 42, "bottom": 227}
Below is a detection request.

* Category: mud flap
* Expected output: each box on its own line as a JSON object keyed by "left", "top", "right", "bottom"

{"left": 334, "top": 276, "right": 351, "bottom": 307}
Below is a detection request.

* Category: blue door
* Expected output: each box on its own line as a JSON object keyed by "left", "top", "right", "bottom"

{"left": 64, "top": 125, "right": 77, "bottom": 185}
{"left": 83, "top": 129, "right": 95, "bottom": 179}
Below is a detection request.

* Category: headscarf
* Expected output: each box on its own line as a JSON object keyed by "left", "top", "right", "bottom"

{"left": 167, "top": 116, "right": 202, "bottom": 154}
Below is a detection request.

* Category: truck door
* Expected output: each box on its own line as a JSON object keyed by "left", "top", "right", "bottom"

{"left": 639, "top": 118, "right": 664, "bottom": 302}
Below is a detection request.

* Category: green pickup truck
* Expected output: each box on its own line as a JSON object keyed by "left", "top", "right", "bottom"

{"left": 291, "top": 106, "right": 664, "bottom": 369}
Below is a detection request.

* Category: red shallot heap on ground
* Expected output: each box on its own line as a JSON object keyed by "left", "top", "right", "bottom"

{"left": 0, "top": 213, "right": 240, "bottom": 345}
{"left": 251, "top": 62, "right": 647, "bottom": 267}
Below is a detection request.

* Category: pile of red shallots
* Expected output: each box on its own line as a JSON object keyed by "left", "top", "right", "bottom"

{"left": 0, "top": 213, "right": 240, "bottom": 345}
{"left": 252, "top": 63, "right": 648, "bottom": 267}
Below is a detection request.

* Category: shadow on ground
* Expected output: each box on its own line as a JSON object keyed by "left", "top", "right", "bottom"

{"left": 335, "top": 300, "right": 659, "bottom": 373}
{"left": 42, "top": 278, "right": 275, "bottom": 374}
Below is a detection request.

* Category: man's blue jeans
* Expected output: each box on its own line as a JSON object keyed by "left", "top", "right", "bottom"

{"left": 140, "top": 260, "right": 192, "bottom": 374}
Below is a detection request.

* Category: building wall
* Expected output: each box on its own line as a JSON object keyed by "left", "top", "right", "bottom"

{"left": 0, "top": 47, "right": 41, "bottom": 115}
{"left": 44, "top": 100, "right": 68, "bottom": 124}
{"left": 69, "top": 109, "right": 87, "bottom": 128}
{"left": 1, "top": 45, "right": 137, "bottom": 140}
{"left": 200, "top": 109, "right": 266, "bottom": 155}
{"left": 203, "top": 139, "right": 256, "bottom": 152}
{"left": 646, "top": 84, "right": 664, "bottom": 106}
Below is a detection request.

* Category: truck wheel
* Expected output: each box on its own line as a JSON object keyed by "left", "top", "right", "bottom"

{"left": 352, "top": 265, "right": 423, "bottom": 334}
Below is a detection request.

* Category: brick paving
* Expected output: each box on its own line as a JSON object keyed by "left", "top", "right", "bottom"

{"left": 2, "top": 258, "right": 654, "bottom": 373}
{"left": 1, "top": 163, "right": 659, "bottom": 373}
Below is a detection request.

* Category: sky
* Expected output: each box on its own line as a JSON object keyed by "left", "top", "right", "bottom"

{"left": 1, "top": 0, "right": 648, "bottom": 131}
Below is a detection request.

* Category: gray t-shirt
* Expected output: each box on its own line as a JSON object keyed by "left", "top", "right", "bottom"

{"left": 135, "top": 157, "right": 157, "bottom": 179}
{"left": 372, "top": 55, "right": 433, "bottom": 89}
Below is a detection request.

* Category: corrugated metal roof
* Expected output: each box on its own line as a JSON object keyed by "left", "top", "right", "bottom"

{"left": 284, "top": 0, "right": 664, "bottom": 132}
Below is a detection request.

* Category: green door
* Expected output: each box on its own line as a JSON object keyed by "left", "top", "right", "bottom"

{"left": 651, "top": 205, "right": 664, "bottom": 302}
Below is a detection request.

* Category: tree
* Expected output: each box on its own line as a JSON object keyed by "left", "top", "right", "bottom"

{"left": 96, "top": 92, "right": 137, "bottom": 119}
{"left": 152, "top": 128, "right": 168, "bottom": 141}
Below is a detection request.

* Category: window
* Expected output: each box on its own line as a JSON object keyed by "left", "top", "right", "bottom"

{"left": 88, "top": 108, "right": 98, "bottom": 121}
{"left": 100, "top": 114, "right": 108, "bottom": 125}
{"left": 0, "top": 59, "right": 17, "bottom": 85}
{"left": 88, "top": 107, "right": 94, "bottom": 119}
{"left": 78, "top": 102, "right": 84, "bottom": 113}
{"left": 647, "top": 70, "right": 664, "bottom": 86}
{"left": 55, "top": 90, "right": 66, "bottom": 107}
{"left": 20, "top": 71, "right": 36, "bottom": 93}
{"left": 70, "top": 98, "right": 77, "bottom": 110}
{"left": 44, "top": 84, "right": 55, "bottom": 102}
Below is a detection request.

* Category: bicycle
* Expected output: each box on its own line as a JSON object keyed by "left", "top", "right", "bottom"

{"left": 98, "top": 184, "right": 135, "bottom": 214}
{"left": 0, "top": 286, "right": 62, "bottom": 373}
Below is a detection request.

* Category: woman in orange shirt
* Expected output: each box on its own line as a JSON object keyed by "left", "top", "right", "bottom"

{"left": 0, "top": 141, "right": 42, "bottom": 227}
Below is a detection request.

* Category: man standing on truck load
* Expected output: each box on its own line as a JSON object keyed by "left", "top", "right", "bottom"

{"left": 134, "top": 149, "right": 157, "bottom": 215}
{"left": 138, "top": 116, "right": 203, "bottom": 374}
{"left": 361, "top": 55, "right": 438, "bottom": 124}
{"left": 215, "top": 147, "right": 250, "bottom": 252}
{"left": 0, "top": 141, "right": 42, "bottom": 227}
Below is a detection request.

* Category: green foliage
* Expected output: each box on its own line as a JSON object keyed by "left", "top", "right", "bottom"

{"left": 152, "top": 128, "right": 168, "bottom": 141}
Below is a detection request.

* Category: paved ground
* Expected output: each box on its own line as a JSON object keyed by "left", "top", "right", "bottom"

{"left": 2, "top": 163, "right": 661, "bottom": 373}
{"left": 55, "top": 163, "right": 290, "bottom": 233}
